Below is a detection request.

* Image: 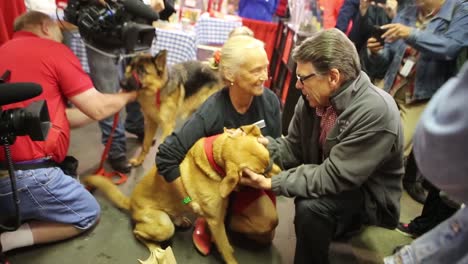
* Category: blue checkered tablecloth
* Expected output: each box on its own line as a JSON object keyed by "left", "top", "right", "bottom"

{"left": 65, "top": 30, "right": 90, "bottom": 73}
{"left": 152, "top": 28, "right": 197, "bottom": 66}
{"left": 195, "top": 14, "right": 243, "bottom": 45}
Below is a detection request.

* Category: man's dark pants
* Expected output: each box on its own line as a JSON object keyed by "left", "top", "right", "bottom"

{"left": 294, "top": 189, "right": 366, "bottom": 264}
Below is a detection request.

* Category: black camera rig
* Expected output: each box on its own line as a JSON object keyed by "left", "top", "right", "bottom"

{"left": 64, "top": 0, "right": 159, "bottom": 52}
{"left": 0, "top": 70, "right": 51, "bottom": 231}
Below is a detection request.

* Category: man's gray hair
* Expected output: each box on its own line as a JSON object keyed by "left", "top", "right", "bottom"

{"left": 292, "top": 28, "right": 361, "bottom": 81}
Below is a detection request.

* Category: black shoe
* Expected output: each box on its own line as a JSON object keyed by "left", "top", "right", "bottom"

{"left": 108, "top": 156, "right": 131, "bottom": 174}
{"left": 404, "top": 181, "right": 427, "bottom": 204}
{"left": 395, "top": 219, "right": 428, "bottom": 238}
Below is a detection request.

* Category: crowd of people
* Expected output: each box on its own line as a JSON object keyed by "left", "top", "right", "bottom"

{"left": 1, "top": 0, "right": 467, "bottom": 264}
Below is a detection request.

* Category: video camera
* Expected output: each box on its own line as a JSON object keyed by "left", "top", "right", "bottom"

{"left": 64, "top": 0, "right": 160, "bottom": 52}
{"left": 0, "top": 70, "right": 50, "bottom": 231}
{"left": 0, "top": 70, "right": 51, "bottom": 145}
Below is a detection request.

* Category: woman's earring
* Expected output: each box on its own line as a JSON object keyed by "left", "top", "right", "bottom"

{"left": 230, "top": 82, "right": 234, "bottom": 86}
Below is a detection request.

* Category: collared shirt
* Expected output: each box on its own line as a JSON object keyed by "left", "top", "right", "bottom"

{"left": 316, "top": 105, "right": 338, "bottom": 148}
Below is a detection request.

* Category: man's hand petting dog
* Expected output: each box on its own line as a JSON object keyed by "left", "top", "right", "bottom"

{"left": 241, "top": 168, "right": 272, "bottom": 190}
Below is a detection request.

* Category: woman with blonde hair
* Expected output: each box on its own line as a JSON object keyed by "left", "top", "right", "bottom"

{"left": 156, "top": 35, "right": 281, "bottom": 255}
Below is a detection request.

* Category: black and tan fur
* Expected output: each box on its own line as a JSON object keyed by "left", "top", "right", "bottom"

{"left": 121, "top": 50, "right": 223, "bottom": 166}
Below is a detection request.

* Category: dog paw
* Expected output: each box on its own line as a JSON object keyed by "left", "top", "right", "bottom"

{"left": 129, "top": 158, "right": 143, "bottom": 167}
{"left": 173, "top": 216, "right": 192, "bottom": 229}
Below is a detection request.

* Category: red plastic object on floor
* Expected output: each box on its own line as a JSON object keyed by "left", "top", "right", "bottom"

{"left": 192, "top": 217, "right": 212, "bottom": 256}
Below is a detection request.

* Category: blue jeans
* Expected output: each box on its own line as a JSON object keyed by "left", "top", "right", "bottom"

{"left": 0, "top": 168, "right": 100, "bottom": 230}
{"left": 125, "top": 101, "right": 144, "bottom": 136}
{"left": 86, "top": 46, "right": 128, "bottom": 160}
{"left": 384, "top": 206, "right": 468, "bottom": 264}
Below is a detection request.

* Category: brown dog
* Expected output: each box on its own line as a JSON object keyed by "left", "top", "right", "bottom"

{"left": 121, "top": 50, "right": 223, "bottom": 166}
{"left": 83, "top": 125, "right": 281, "bottom": 264}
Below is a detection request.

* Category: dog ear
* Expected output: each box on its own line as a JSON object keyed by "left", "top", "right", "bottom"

{"left": 154, "top": 50, "right": 167, "bottom": 75}
{"left": 219, "top": 162, "right": 241, "bottom": 198}
{"left": 224, "top": 127, "right": 246, "bottom": 138}
{"left": 240, "top": 125, "right": 262, "bottom": 137}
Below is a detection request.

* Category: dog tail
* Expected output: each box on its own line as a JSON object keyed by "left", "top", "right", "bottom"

{"left": 82, "top": 175, "right": 131, "bottom": 211}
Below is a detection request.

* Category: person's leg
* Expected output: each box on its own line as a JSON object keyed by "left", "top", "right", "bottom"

{"left": 193, "top": 189, "right": 277, "bottom": 256}
{"left": 0, "top": 168, "right": 100, "bottom": 252}
{"left": 293, "top": 189, "right": 365, "bottom": 264}
{"left": 0, "top": 222, "right": 82, "bottom": 252}
{"left": 398, "top": 182, "right": 458, "bottom": 237}
{"left": 385, "top": 207, "right": 468, "bottom": 264}
{"left": 125, "top": 101, "right": 145, "bottom": 142}
{"left": 398, "top": 100, "right": 428, "bottom": 203}
{"left": 86, "top": 46, "right": 129, "bottom": 173}
{"left": 403, "top": 152, "right": 427, "bottom": 204}
{"left": 229, "top": 191, "right": 278, "bottom": 244}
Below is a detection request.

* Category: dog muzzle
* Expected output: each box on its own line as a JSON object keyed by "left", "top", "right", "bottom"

{"left": 120, "top": 71, "right": 142, "bottom": 91}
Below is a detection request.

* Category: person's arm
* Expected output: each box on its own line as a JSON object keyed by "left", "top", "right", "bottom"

{"left": 156, "top": 109, "right": 223, "bottom": 182}
{"left": 381, "top": 2, "right": 468, "bottom": 60}
{"left": 68, "top": 88, "right": 137, "bottom": 121}
{"left": 335, "top": 0, "right": 359, "bottom": 32}
{"left": 272, "top": 129, "right": 398, "bottom": 198}
{"left": 66, "top": 107, "right": 94, "bottom": 128}
{"left": 266, "top": 98, "right": 307, "bottom": 170}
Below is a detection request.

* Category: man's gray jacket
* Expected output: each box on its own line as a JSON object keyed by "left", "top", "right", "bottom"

{"left": 269, "top": 71, "right": 404, "bottom": 228}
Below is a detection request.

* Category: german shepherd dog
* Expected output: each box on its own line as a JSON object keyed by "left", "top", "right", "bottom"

{"left": 84, "top": 125, "right": 281, "bottom": 264}
{"left": 121, "top": 50, "right": 223, "bottom": 166}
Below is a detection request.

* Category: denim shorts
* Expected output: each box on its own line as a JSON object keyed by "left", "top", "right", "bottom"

{"left": 0, "top": 167, "right": 100, "bottom": 230}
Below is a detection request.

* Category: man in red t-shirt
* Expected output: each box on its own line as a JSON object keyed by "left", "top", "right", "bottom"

{"left": 0, "top": 11, "right": 137, "bottom": 256}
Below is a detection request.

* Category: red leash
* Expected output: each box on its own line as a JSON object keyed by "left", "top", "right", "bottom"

{"left": 94, "top": 112, "right": 128, "bottom": 185}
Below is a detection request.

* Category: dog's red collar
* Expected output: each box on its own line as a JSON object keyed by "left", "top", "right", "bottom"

{"left": 131, "top": 71, "right": 142, "bottom": 89}
{"left": 155, "top": 90, "right": 161, "bottom": 110}
{"left": 204, "top": 134, "right": 226, "bottom": 176}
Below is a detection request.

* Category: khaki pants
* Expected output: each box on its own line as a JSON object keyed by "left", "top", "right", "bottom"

{"left": 397, "top": 100, "right": 428, "bottom": 158}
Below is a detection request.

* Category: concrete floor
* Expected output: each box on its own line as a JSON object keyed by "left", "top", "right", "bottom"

{"left": 6, "top": 120, "right": 422, "bottom": 264}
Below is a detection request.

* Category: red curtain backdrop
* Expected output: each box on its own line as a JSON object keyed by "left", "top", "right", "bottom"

{"left": 0, "top": 0, "right": 26, "bottom": 46}
{"left": 241, "top": 17, "right": 278, "bottom": 62}
{"left": 241, "top": 18, "right": 279, "bottom": 88}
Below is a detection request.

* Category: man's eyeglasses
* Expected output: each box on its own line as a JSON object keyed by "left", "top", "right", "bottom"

{"left": 296, "top": 72, "right": 317, "bottom": 85}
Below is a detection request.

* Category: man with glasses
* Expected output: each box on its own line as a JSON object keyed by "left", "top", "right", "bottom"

{"left": 241, "top": 28, "right": 404, "bottom": 264}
